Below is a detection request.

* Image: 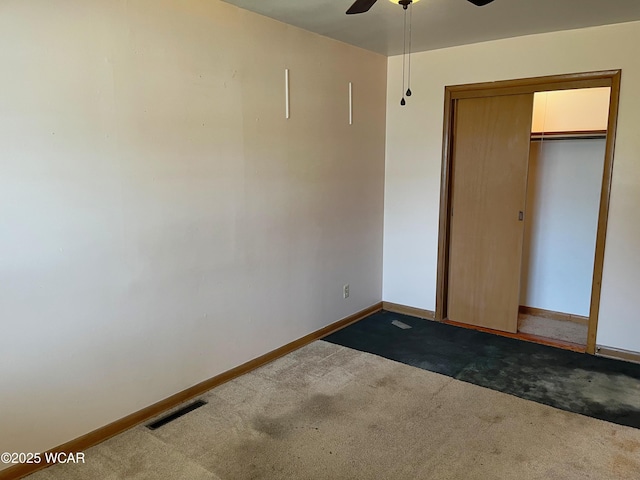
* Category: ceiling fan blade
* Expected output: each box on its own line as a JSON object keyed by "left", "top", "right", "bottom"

{"left": 467, "top": 0, "right": 495, "bottom": 5}
{"left": 346, "top": 0, "right": 379, "bottom": 15}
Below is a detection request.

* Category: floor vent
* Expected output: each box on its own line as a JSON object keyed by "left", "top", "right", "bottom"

{"left": 146, "top": 400, "right": 207, "bottom": 430}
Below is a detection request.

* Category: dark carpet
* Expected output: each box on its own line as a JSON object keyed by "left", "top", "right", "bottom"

{"left": 324, "top": 310, "right": 640, "bottom": 429}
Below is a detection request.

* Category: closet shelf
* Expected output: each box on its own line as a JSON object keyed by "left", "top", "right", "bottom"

{"left": 531, "top": 130, "right": 607, "bottom": 141}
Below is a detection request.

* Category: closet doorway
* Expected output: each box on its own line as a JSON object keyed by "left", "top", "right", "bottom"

{"left": 435, "top": 70, "right": 621, "bottom": 355}
{"left": 519, "top": 88, "right": 610, "bottom": 347}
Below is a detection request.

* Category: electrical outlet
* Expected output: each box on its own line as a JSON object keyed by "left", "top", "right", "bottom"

{"left": 343, "top": 284, "right": 350, "bottom": 299}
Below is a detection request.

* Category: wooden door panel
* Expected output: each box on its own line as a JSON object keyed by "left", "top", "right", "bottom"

{"left": 447, "top": 94, "right": 534, "bottom": 333}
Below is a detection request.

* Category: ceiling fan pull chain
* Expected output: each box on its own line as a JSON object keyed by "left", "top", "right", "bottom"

{"left": 406, "top": 2, "right": 413, "bottom": 97}
{"left": 401, "top": 6, "right": 407, "bottom": 106}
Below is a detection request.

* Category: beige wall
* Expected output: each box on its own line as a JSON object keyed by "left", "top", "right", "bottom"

{"left": 383, "top": 21, "right": 640, "bottom": 353}
{"left": 0, "top": 0, "right": 387, "bottom": 461}
{"left": 532, "top": 87, "right": 611, "bottom": 133}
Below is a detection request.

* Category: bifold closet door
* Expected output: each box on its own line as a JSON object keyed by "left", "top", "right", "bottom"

{"left": 447, "top": 94, "right": 534, "bottom": 333}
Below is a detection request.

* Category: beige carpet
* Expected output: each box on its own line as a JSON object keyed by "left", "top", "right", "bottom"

{"left": 518, "top": 313, "right": 588, "bottom": 344}
{"left": 27, "top": 341, "right": 640, "bottom": 479}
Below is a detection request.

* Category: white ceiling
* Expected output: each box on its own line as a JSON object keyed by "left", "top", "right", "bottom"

{"left": 221, "top": 0, "right": 640, "bottom": 56}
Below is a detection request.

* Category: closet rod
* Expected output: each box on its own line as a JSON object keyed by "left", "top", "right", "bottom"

{"left": 531, "top": 130, "right": 607, "bottom": 141}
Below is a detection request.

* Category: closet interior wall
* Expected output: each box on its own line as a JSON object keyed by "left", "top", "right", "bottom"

{"left": 520, "top": 88, "right": 611, "bottom": 322}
